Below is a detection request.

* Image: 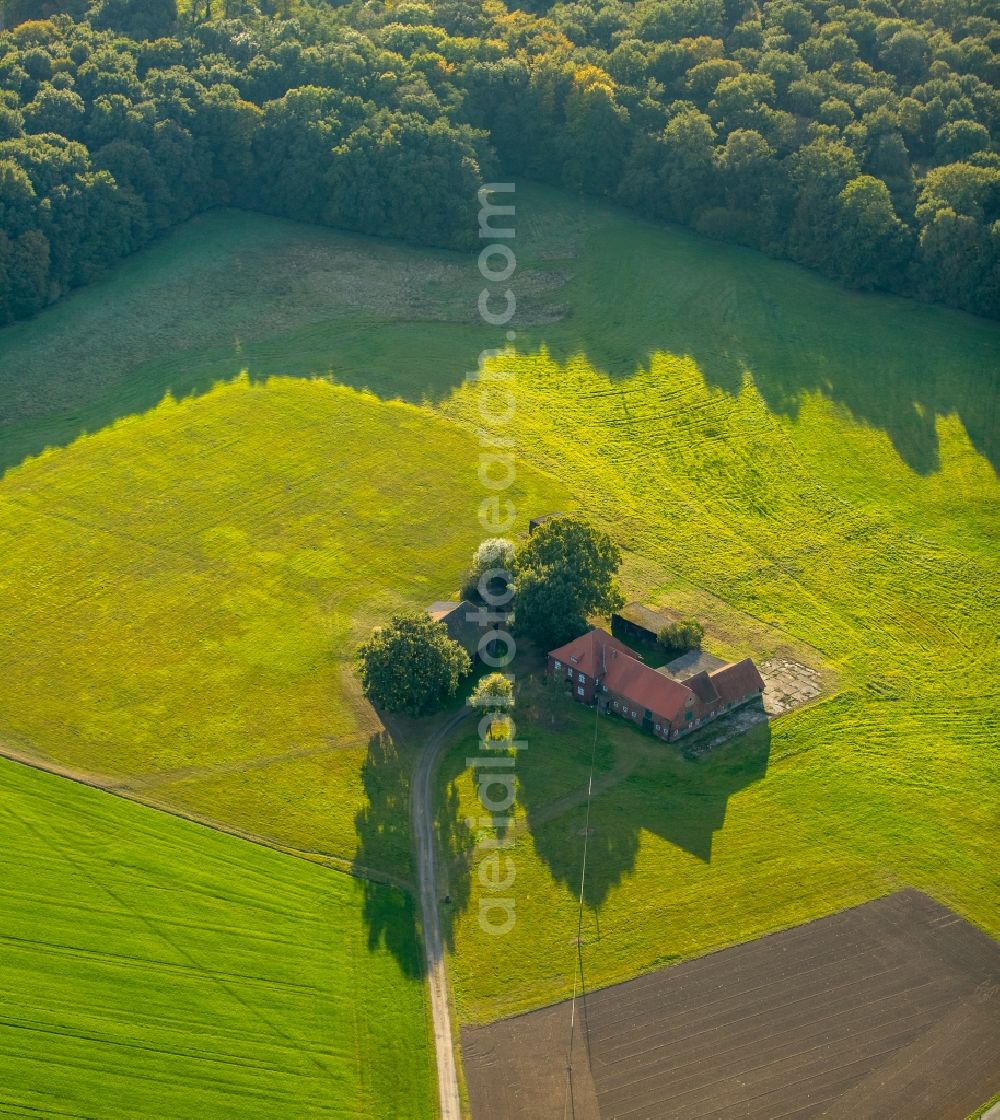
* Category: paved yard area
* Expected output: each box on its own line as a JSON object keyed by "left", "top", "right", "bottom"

{"left": 462, "top": 890, "right": 1000, "bottom": 1120}
{"left": 760, "top": 656, "right": 824, "bottom": 715}
{"left": 662, "top": 649, "right": 728, "bottom": 679}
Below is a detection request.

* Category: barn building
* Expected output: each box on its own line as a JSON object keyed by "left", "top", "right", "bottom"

{"left": 611, "top": 602, "right": 671, "bottom": 644}
{"left": 426, "top": 600, "right": 486, "bottom": 657}
{"left": 548, "top": 628, "right": 764, "bottom": 741}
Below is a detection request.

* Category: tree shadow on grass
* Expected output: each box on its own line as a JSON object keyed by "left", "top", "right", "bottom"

{"left": 524, "top": 250, "right": 998, "bottom": 477}
{"left": 352, "top": 730, "right": 425, "bottom": 979}
{"left": 428, "top": 671, "right": 773, "bottom": 951}
{"left": 435, "top": 767, "right": 474, "bottom": 956}
{"left": 0, "top": 206, "right": 494, "bottom": 476}
{"left": 518, "top": 698, "right": 772, "bottom": 912}
{"left": 2, "top": 194, "right": 994, "bottom": 480}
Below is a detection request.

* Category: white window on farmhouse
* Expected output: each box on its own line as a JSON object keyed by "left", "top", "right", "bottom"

{"left": 577, "top": 672, "right": 585, "bottom": 683}
{"left": 554, "top": 659, "right": 562, "bottom": 669}
{"left": 577, "top": 686, "right": 584, "bottom": 696}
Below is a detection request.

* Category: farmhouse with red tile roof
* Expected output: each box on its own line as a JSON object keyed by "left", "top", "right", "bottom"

{"left": 548, "top": 628, "right": 764, "bottom": 740}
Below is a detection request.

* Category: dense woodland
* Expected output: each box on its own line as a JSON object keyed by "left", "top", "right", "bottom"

{"left": 0, "top": 0, "right": 997, "bottom": 325}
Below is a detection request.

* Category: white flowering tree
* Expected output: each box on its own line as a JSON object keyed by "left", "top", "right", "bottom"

{"left": 463, "top": 537, "right": 517, "bottom": 601}
{"left": 469, "top": 672, "right": 514, "bottom": 711}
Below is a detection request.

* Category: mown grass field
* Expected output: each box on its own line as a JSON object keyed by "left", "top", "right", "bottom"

{"left": 0, "top": 373, "right": 566, "bottom": 873}
{"left": 436, "top": 348, "right": 999, "bottom": 1022}
{"left": 0, "top": 756, "right": 435, "bottom": 1118}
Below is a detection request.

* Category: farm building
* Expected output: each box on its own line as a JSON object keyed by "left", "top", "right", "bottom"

{"left": 528, "top": 512, "right": 562, "bottom": 534}
{"left": 611, "top": 601, "right": 671, "bottom": 644}
{"left": 426, "top": 600, "right": 509, "bottom": 660}
{"left": 426, "top": 600, "right": 483, "bottom": 657}
{"left": 548, "top": 628, "right": 764, "bottom": 741}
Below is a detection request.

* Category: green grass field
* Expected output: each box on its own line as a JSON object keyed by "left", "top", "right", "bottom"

{"left": 5, "top": 185, "right": 994, "bottom": 478}
{"left": 0, "top": 373, "right": 566, "bottom": 872}
{"left": 0, "top": 756, "right": 435, "bottom": 1118}
{"left": 0, "top": 182, "right": 997, "bottom": 1104}
{"left": 436, "top": 348, "right": 999, "bottom": 1020}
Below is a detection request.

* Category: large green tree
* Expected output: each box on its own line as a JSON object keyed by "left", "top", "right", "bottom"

{"left": 514, "top": 517, "right": 623, "bottom": 649}
{"left": 355, "top": 614, "right": 471, "bottom": 716}
{"left": 831, "top": 175, "right": 912, "bottom": 290}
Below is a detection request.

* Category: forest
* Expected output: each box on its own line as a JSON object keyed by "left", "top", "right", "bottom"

{"left": 0, "top": 0, "right": 997, "bottom": 324}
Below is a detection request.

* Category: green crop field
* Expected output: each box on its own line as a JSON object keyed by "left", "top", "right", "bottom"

{"left": 0, "top": 756, "right": 434, "bottom": 1118}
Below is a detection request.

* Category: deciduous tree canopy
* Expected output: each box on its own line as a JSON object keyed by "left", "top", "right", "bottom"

{"left": 514, "top": 516, "right": 623, "bottom": 648}
{"left": 355, "top": 613, "right": 471, "bottom": 716}
{"left": 0, "top": 0, "right": 996, "bottom": 322}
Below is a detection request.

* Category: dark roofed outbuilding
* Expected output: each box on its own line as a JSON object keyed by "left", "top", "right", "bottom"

{"left": 611, "top": 602, "right": 671, "bottom": 644}
{"left": 529, "top": 513, "right": 563, "bottom": 534}
{"left": 426, "top": 600, "right": 487, "bottom": 657}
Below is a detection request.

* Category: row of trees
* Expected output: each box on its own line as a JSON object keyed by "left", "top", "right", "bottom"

{"left": 1, "top": 0, "right": 997, "bottom": 323}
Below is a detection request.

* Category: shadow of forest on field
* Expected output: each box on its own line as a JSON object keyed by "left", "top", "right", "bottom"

{"left": 514, "top": 211, "right": 999, "bottom": 477}
{"left": 533, "top": 306, "right": 998, "bottom": 478}
{"left": 1, "top": 190, "right": 996, "bottom": 478}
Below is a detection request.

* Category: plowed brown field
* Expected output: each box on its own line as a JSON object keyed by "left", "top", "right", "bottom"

{"left": 463, "top": 890, "right": 1000, "bottom": 1120}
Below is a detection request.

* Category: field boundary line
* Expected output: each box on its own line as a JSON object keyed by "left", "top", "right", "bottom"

{"left": 0, "top": 744, "right": 412, "bottom": 892}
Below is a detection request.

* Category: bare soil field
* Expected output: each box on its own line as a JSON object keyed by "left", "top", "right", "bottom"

{"left": 462, "top": 890, "right": 1000, "bottom": 1120}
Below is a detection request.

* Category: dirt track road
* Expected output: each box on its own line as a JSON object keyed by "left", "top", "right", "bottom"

{"left": 411, "top": 707, "right": 470, "bottom": 1120}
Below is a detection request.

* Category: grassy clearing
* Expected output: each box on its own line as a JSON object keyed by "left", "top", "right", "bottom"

{"left": 0, "top": 756, "right": 434, "bottom": 1118}
{"left": 437, "top": 349, "right": 999, "bottom": 1022}
{"left": 0, "top": 374, "right": 567, "bottom": 872}
{"left": 0, "top": 209, "right": 508, "bottom": 473}
{"left": 5, "top": 185, "right": 993, "bottom": 478}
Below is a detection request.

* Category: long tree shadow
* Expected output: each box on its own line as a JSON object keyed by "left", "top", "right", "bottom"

{"left": 434, "top": 762, "right": 475, "bottom": 956}
{"left": 428, "top": 673, "right": 773, "bottom": 946}
{"left": 517, "top": 689, "right": 772, "bottom": 911}
{"left": 2, "top": 190, "right": 995, "bottom": 478}
{"left": 352, "top": 730, "right": 426, "bottom": 979}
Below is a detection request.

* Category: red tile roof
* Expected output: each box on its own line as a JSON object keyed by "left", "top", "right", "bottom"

{"left": 709, "top": 658, "right": 765, "bottom": 704}
{"left": 603, "top": 650, "right": 694, "bottom": 721}
{"left": 550, "top": 629, "right": 694, "bottom": 722}
{"left": 684, "top": 670, "right": 721, "bottom": 705}
{"left": 549, "top": 629, "right": 635, "bottom": 679}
